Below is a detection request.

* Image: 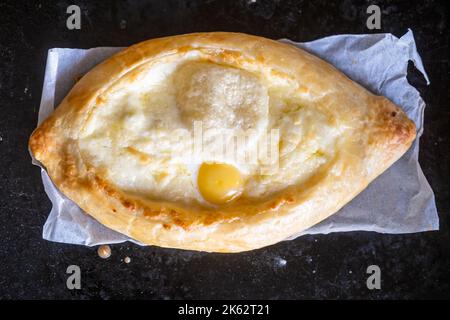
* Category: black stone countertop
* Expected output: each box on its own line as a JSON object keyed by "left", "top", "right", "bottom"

{"left": 0, "top": 0, "right": 449, "bottom": 299}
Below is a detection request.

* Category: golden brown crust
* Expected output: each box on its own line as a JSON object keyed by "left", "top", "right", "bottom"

{"left": 29, "top": 32, "right": 416, "bottom": 252}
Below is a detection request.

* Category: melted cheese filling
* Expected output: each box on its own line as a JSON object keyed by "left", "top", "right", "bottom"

{"left": 78, "top": 54, "right": 341, "bottom": 207}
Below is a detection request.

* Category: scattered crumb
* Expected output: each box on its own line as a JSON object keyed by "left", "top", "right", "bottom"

{"left": 124, "top": 256, "right": 131, "bottom": 264}
{"left": 274, "top": 257, "right": 287, "bottom": 267}
{"left": 349, "top": 270, "right": 353, "bottom": 274}
{"left": 312, "top": 270, "right": 316, "bottom": 274}
{"left": 97, "top": 245, "right": 111, "bottom": 259}
{"left": 120, "top": 20, "right": 127, "bottom": 30}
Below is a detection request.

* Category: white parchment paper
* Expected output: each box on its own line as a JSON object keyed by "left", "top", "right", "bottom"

{"left": 33, "top": 30, "right": 439, "bottom": 246}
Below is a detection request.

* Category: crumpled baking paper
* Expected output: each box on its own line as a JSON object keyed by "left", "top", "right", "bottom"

{"left": 33, "top": 30, "right": 438, "bottom": 247}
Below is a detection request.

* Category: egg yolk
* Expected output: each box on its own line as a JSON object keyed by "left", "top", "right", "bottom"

{"left": 197, "top": 162, "right": 243, "bottom": 204}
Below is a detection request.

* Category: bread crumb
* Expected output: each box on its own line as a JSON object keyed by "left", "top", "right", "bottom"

{"left": 97, "top": 245, "right": 111, "bottom": 259}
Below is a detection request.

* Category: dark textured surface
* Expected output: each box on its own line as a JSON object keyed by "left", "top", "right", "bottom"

{"left": 0, "top": 0, "right": 449, "bottom": 299}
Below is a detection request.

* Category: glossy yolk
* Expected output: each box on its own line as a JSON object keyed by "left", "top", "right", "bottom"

{"left": 197, "top": 162, "right": 243, "bottom": 204}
